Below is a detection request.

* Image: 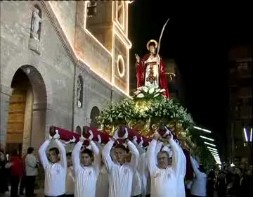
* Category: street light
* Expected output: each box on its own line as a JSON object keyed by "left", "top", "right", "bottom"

{"left": 193, "top": 126, "right": 212, "bottom": 133}
{"left": 204, "top": 142, "right": 216, "bottom": 147}
{"left": 200, "top": 135, "right": 215, "bottom": 141}
{"left": 243, "top": 127, "right": 253, "bottom": 165}
{"left": 207, "top": 146, "right": 218, "bottom": 151}
{"left": 243, "top": 127, "right": 253, "bottom": 143}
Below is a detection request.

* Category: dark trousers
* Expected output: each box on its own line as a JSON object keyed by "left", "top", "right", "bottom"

{"left": 19, "top": 176, "right": 26, "bottom": 195}
{"left": 65, "top": 195, "right": 74, "bottom": 197}
{"left": 45, "top": 194, "right": 65, "bottom": 197}
{"left": 25, "top": 176, "right": 36, "bottom": 197}
{"left": 10, "top": 176, "right": 20, "bottom": 197}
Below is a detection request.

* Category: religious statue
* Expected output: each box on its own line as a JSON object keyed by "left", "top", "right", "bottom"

{"left": 135, "top": 39, "right": 169, "bottom": 97}
{"left": 31, "top": 8, "right": 42, "bottom": 40}
{"left": 76, "top": 78, "right": 83, "bottom": 108}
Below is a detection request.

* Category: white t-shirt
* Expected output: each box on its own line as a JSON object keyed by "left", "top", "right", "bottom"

{"left": 38, "top": 139, "right": 67, "bottom": 196}
{"left": 147, "top": 139, "right": 181, "bottom": 197}
{"left": 102, "top": 140, "right": 139, "bottom": 197}
{"left": 131, "top": 170, "right": 142, "bottom": 196}
{"left": 190, "top": 157, "right": 207, "bottom": 197}
{"left": 72, "top": 141, "right": 100, "bottom": 197}
{"left": 25, "top": 154, "right": 38, "bottom": 176}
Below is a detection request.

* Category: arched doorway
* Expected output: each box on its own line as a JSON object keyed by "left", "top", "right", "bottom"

{"left": 6, "top": 66, "right": 47, "bottom": 155}
{"left": 90, "top": 106, "right": 100, "bottom": 128}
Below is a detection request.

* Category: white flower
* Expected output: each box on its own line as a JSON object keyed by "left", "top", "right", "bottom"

{"left": 154, "top": 93, "right": 160, "bottom": 98}
{"left": 142, "top": 86, "right": 148, "bottom": 93}
{"left": 149, "top": 87, "right": 155, "bottom": 94}
{"left": 137, "top": 93, "right": 145, "bottom": 98}
{"left": 134, "top": 90, "right": 141, "bottom": 95}
{"left": 160, "top": 89, "right": 166, "bottom": 92}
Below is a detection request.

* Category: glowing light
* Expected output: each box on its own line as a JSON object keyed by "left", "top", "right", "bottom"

{"left": 50, "top": 0, "right": 132, "bottom": 97}
{"left": 244, "top": 128, "right": 248, "bottom": 142}
{"left": 204, "top": 142, "right": 216, "bottom": 147}
{"left": 209, "top": 150, "right": 218, "bottom": 154}
{"left": 194, "top": 126, "right": 212, "bottom": 133}
{"left": 250, "top": 128, "right": 253, "bottom": 142}
{"left": 200, "top": 135, "right": 215, "bottom": 141}
{"left": 115, "top": 1, "right": 125, "bottom": 31}
{"left": 117, "top": 55, "right": 125, "bottom": 78}
{"left": 111, "top": 1, "right": 132, "bottom": 95}
{"left": 113, "top": 22, "right": 132, "bottom": 48}
{"left": 207, "top": 146, "right": 217, "bottom": 151}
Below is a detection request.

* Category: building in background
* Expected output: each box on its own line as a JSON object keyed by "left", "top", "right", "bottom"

{"left": 0, "top": 1, "right": 132, "bottom": 153}
{"left": 227, "top": 45, "right": 253, "bottom": 166}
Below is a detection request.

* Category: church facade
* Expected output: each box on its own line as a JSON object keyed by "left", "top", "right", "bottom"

{"left": 0, "top": 1, "right": 132, "bottom": 153}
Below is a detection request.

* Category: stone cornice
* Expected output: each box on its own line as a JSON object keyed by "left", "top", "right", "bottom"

{"left": 40, "top": 1, "right": 78, "bottom": 64}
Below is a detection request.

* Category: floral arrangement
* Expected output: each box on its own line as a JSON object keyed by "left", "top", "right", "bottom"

{"left": 96, "top": 86, "right": 215, "bottom": 167}
{"left": 133, "top": 86, "right": 165, "bottom": 100}
{"left": 97, "top": 86, "right": 195, "bottom": 136}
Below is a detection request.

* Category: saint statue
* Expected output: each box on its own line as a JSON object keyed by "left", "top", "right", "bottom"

{"left": 135, "top": 39, "right": 169, "bottom": 98}
{"left": 76, "top": 78, "right": 82, "bottom": 108}
{"left": 31, "top": 8, "right": 42, "bottom": 40}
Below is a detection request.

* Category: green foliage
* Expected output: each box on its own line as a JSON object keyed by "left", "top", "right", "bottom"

{"left": 97, "top": 86, "right": 194, "bottom": 131}
{"left": 97, "top": 85, "right": 215, "bottom": 169}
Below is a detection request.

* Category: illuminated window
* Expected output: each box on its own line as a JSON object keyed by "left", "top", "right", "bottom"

{"left": 117, "top": 55, "right": 125, "bottom": 77}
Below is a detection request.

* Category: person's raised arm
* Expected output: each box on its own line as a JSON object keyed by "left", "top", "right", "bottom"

{"left": 190, "top": 156, "right": 201, "bottom": 177}
{"left": 147, "top": 132, "right": 159, "bottom": 175}
{"left": 72, "top": 137, "right": 84, "bottom": 172}
{"left": 102, "top": 129, "right": 119, "bottom": 172}
{"left": 102, "top": 139, "right": 114, "bottom": 172}
{"left": 168, "top": 135, "right": 181, "bottom": 177}
{"left": 53, "top": 131, "right": 67, "bottom": 170}
{"left": 155, "top": 140, "right": 163, "bottom": 156}
{"left": 132, "top": 136, "right": 145, "bottom": 155}
{"left": 90, "top": 140, "right": 100, "bottom": 174}
{"left": 127, "top": 139, "right": 139, "bottom": 168}
{"left": 38, "top": 138, "right": 50, "bottom": 169}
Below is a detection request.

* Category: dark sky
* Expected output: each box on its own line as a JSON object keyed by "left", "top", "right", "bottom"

{"left": 128, "top": 0, "right": 253, "bottom": 158}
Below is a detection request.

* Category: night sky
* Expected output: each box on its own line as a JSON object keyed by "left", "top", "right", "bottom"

{"left": 128, "top": 0, "right": 253, "bottom": 158}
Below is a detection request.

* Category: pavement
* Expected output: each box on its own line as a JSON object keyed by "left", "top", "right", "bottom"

{"left": 2, "top": 188, "right": 44, "bottom": 197}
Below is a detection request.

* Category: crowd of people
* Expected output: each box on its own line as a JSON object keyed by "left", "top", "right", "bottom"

{"left": 0, "top": 127, "right": 252, "bottom": 197}
{"left": 0, "top": 147, "right": 38, "bottom": 197}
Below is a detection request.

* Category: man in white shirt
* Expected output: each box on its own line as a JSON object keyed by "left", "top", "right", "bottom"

{"left": 72, "top": 132, "right": 100, "bottom": 197}
{"left": 175, "top": 141, "right": 186, "bottom": 197}
{"left": 25, "top": 147, "right": 38, "bottom": 197}
{"left": 102, "top": 128, "right": 139, "bottom": 197}
{"left": 38, "top": 131, "right": 67, "bottom": 197}
{"left": 147, "top": 130, "right": 181, "bottom": 197}
{"left": 190, "top": 156, "right": 207, "bottom": 197}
